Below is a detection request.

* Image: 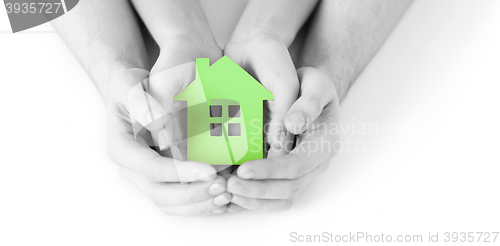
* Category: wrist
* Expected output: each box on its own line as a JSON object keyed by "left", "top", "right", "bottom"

{"left": 155, "top": 34, "right": 222, "bottom": 72}
{"left": 228, "top": 26, "right": 288, "bottom": 46}
{"left": 229, "top": 0, "right": 319, "bottom": 47}
{"left": 157, "top": 29, "right": 219, "bottom": 50}
{"left": 158, "top": 32, "right": 220, "bottom": 52}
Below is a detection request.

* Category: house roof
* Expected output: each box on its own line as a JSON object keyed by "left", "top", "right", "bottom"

{"left": 174, "top": 56, "right": 273, "bottom": 102}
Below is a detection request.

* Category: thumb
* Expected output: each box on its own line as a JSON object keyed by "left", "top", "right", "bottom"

{"left": 285, "top": 67, "right": 337, "bottom": 134}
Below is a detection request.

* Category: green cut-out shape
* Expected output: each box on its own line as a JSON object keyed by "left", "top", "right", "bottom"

{"left": 174, "top": 56, "right": 273, "bottom": 165}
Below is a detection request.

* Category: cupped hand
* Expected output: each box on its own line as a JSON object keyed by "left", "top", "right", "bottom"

{"left": 105, "top": 66, "right": 232, "bottom": 216}
{"left": 227, "top": 67, "right": 340, "bottom": 211}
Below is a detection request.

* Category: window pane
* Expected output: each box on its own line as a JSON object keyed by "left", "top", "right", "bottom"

{"left": 228, "top": 105, "right": 240, "bottom": 117}
{"left": 210, "top": 105, "right": 222, "bottom": 117}
{"left": 210, "top": 123, "right": 222, "bottom": 136}
{"left": 228, "top": 123, "right": 241, "bottom": 136}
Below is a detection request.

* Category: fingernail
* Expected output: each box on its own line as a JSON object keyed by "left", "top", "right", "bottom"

{"left": 231, "top": 195, "right": 247, "bottom": 205}
{"left": 211, "top": 206, "right": 227, "bottom": 214}
{"left": 289, "top": 112, "right": 306, "bottom": 132}
{"left": 213, "top": 193, "right": 232, "bottom": 206}
{"left": 271, "top": 130, "right": 285, "bottom": 150}
{"left": 228, "top": 182, "right": 246, "bottom": 194}
{"left": 145, "top": 108, "right": 164, "bottom": 124}
{"left": 239, "top": 170, "right": 256, "bottom": 179}
{"left": 170, "top": 142, "right": 183, "bottom": 165}
{"left": 158, "top": 130, "right": 168, "bottom": 151}
{"left": 208, "top": 183, "right": 226, "bottom": 196}
{"left": 227, "top": 204, "right": 241, "bottom": 213}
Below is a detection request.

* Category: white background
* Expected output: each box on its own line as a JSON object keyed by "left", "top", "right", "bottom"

{"left": 1, "top": 0, "right": 499, "bottom": 245}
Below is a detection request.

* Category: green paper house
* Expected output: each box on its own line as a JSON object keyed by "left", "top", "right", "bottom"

{"left": 174, "top": 56, "right": 273, "bottom": 165}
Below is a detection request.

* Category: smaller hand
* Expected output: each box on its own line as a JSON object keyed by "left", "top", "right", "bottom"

{"left": 224, "top": 34, "right": 299, "bottom": 153}
{"left": 147, "top": 35, "right": 223, "bottom": 154}
{"left": 227, "top": 67, "right": 340, "bottom": 211}
{"left": 106, "top": 68, "right": 231, "bottom": 216}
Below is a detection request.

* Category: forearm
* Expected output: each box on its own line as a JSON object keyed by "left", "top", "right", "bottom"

{"left": 53, "top": 0, "right": 148, "bottom": 102}
{"left": 131, "top": 0, "right": 218, "bottom": 49}
{"left": 229, "top": 0, "right": 319, "bottom": 46}
{"left": 300, "top": 0, "right": 413, "bottom": 101}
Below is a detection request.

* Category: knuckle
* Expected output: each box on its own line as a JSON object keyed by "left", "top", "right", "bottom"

{"left": 288, "top": 182, "right": 302, "bottom": 199}
{"left": 255, "top": 188, "right": 267, "bottom": 198}
{"left": 189, "top": 192, "right": 205, "bottom": 204}
{"left": 282, "top": 199, "right": 294, "bottom": 211}
{"left": 251, "top": 200, "right": 262, "bottom": 211}
{"left": 273, "top": 68, "right": 299, "bottom": 93}
{"left": 266, "top": 159, "right": 279, "bottom": 179}
{"left": 266, "top": 169, "right": 276, "bottom": 180}
{"left": 302, "top": 96, "right": 323, "bottom": 113}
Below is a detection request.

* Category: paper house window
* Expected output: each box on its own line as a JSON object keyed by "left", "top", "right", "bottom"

{"left": 228, "top": 105, "right": 240, "bottom": 117}
{"left": 210, "top": 105, "right": 222, "bottom": 117}
{"left": 209, "top": 103, "right": 241, "bottom": 137}
{"left": 228, "top": 123, "right": 241, "bottom": 136}
{"left": 210, "top": 123, "right": 222, "bottom": 136}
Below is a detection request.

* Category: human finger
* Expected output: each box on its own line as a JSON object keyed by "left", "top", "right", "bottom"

{"left": 107, "top": 111, "right": 216, "bottom": 182}
{"left": 284, "top": 67, "right": 336, "bottom": 134}
{"left": 228, "top": 162, "right": 328, "bottom": 199}
{"left": 160, "top": 192, "right": 232, "bottom": 216}
{"left": 118, "top": 166, "right": 227, "bottom": 206}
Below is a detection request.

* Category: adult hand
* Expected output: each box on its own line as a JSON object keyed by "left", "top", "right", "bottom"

{"left": 105, "top": 68, "right": 232, "bottom": 216}
{"left": 227, "top": 67, "right": 340, "bottom": 211}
